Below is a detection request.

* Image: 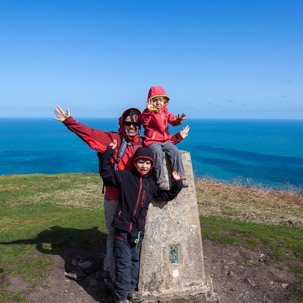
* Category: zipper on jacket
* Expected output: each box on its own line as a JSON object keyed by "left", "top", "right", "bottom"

{"left": 141, "top": 190, "right": 146, "bottom": 207}
{"left": 160, "top": 113, "right": 167, "bottom": 140}
{"left": 129, "top": 176, "right": 143, "bottom": 233}
{"left": 152, "top": 131, "right": 156, "bottom": 140}
{"left": 117, "top": 210, "right": 122, "bottom": 219}
{"left": 133, "top": 177, "right": 143, "bottom": 219}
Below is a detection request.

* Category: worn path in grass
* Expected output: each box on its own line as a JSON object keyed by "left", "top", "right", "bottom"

{"left": 1, "top": 174, "right": 303, "bottom": 303}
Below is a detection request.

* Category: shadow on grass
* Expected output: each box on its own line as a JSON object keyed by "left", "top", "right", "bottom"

{"left": 0, "top": 226, "right": 112, "bottom": 303}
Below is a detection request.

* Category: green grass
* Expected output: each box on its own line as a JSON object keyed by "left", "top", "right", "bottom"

{"left": 200, "top": 216, "right": 303, "bottom": 301}
{"left": 200, "top": 216, "right": 303, "bottom": 261}
{"left": 200, "top": 217, "right": 303, "bottom": 261}
{"left": 0, "top": 173, "right": 107, "bottom": 303}
{"left": 1, "top": 173, "right": 303, "bottom": 302}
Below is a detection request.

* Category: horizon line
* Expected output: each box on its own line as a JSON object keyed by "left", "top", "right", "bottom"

{"left": 0, "top": 116, "right": 302, "bottom": 121}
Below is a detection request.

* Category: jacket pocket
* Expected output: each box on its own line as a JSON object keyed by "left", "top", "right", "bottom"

{"left": 112, "top": 208, "right": 131, "bottom": 232}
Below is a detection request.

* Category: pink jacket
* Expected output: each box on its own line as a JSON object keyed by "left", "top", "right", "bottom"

{"left": 139, "top": 86, "right": 183, "bottom": 146}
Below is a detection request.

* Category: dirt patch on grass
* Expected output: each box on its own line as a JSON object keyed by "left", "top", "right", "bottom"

{"left": 6, "top": 277, "right": 29, "bottom": 292}
{"left": 28, "top": 246, "right": 111, "bottom": 303}
{"left": 203, "top": 239, "right": 300, "bottom": 303}
{"left": 25, "top": 239, "right": 302, "bottom": 303}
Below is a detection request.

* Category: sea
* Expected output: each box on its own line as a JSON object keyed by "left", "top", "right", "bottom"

{"left": 1, "top": 118, "right": 303, "bottom": 189}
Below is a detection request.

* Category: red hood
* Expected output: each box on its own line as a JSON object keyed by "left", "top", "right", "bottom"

{"left": 133, "top": 147, "right": 155, "bottom": 176}
{"left": 118, "top": 107, "right": 142, "bottom": 142}
{"left": 147, "top": 86, "right": 170, "bottom": 101}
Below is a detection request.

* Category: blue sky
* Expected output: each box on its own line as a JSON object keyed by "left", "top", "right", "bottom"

{"left": 0, "top": 0, "right": 302, "bottom": 118}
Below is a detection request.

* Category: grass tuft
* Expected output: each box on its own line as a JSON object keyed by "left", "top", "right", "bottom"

{"left": 196, "top": 177, "right": 303, "bottom": 227}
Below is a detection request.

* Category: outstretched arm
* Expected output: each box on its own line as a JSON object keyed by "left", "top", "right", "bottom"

{"left": 168, "top": 112, "right": 186, "bottom": 126}
{"left": 153, "top": 171, "right": 183, "bottom": 201}
{"left": 53, "top": 105, "right": 119, "bottom": 153}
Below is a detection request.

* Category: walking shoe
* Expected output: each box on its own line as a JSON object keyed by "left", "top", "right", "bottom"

{"left": 158, "top": 182, "right": 169, "bottom": 190}
{"left": 182, "top": 180, "right": 189, "bottom": 188}
{"left": 127, "top": 291, "right": 144, "bottom": 303}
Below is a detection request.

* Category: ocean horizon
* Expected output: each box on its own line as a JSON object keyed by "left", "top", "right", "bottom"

{"left": 1, "top": 117, "right": 303, "bottom": 190}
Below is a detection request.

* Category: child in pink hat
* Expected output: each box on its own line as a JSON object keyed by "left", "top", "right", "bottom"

{"left": 139, "top": 86, "right": 188, "bottom": 189}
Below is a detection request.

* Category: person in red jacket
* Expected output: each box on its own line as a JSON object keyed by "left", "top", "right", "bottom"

{"left": 139, "top": 86, "right": 188, "bottom": 190}
{"left": 53, "top": 105, "right": 189, "bottom": 290}
{"left": 54, "top": 106, "right": 143, "bottom": 289}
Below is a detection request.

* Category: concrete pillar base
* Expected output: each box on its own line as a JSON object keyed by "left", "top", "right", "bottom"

{"left": 142, "top": 291, "right": 212, "bottom": 303}
{"left": 139, "top": 151, "right": 213, "bottom": 302}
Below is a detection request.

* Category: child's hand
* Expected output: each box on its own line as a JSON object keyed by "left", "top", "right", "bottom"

{"left": 179, "top": 125, "right": 190, "bottom": 139}
{"left": 54, "top": 106, "right": 71, "bottom": 122}
{"left": 109, "top": 139, "right": 117, "bottom": 150}
{"left": 172, "top": 171, "right": 181, "bottom": 180}
{"left": 174, "top": 113, "right": 187, "bottom": 122}
{"left": 146, "top": 99, "right": 154, "bottom": 110}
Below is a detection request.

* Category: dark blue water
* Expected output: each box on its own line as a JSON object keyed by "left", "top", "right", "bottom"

{"left": 1, "top": 118, "right": 303, "bottom": 188}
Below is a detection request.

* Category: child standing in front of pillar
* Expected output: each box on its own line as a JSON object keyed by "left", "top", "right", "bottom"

{"left": 139, "top": 86, "right": 188, "bottom": 190}
{"left": 99, "top": 140, "right": 182, "bottom": 303}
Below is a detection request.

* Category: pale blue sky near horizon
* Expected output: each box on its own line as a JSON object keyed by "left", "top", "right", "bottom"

{"left": 0, "top": 0, "right": 302, "bottom": 119}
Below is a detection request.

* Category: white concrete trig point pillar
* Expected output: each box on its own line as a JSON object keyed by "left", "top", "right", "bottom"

{"left": 139, "top": 151, "right": 212, "bottom": 302}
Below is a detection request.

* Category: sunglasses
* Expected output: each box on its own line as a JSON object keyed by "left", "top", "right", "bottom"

{"left": 123, "top": 121, "right": 140, "bottom": 127}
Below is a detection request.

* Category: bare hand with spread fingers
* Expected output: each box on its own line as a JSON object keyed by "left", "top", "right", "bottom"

{"left": 174, "top": 113, "right": 187, "bottom": 122}
{"left": 54, "top": 106, "right": 71, "bottom": 122}
{"left": 146, "top": 99, "right": 154, "bottom": 110}
{"left": 179, "top": 125, "right": 190, "bottom": 139}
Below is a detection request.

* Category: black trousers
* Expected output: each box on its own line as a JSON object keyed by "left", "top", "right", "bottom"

{"left": 113, "top": 229, "right": 142, "bottom": 302}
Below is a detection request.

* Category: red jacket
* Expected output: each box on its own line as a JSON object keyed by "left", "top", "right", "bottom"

{"left": 63, "top": 108, "right": 143, "bottom": 200}
{"left": 139, "top": 86, "right": 183, "bottom": 146}
{"left": 63, "top": 107, "right": 183, "bottom": 200}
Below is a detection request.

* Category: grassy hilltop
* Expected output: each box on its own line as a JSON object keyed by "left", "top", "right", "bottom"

{"left": 0, "top": 173, "right": 303, "bottom": 302}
